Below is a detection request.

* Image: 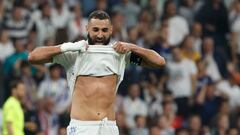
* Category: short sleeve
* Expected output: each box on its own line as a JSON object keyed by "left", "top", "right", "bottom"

{"left": 53, "top": 50, "right": 78, "bottom": 69}
{"left": 5, "top": 105, "right": 15, "bottom": 122}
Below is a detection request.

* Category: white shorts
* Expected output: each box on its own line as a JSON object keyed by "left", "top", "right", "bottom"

{"left": 67, "top": 117, "right": 119, "bottom": 135}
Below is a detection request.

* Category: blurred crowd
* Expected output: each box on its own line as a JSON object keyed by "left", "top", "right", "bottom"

{"left": 0, "top": 0, "right": 240, "bottom": 135}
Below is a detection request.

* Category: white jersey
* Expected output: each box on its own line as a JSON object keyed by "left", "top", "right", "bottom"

{"left": 53, "top": 40, "right": 130, "bottom": 95}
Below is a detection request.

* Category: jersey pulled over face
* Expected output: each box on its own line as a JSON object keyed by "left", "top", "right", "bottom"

{"left": 86, "top": 18, "right": 113, "bottom": 45}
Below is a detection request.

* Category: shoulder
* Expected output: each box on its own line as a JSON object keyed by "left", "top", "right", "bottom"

{"left": 3, "top": 97, "right": 17, "bottom": 109}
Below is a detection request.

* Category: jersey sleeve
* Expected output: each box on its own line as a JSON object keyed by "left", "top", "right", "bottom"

{"left": 52, "top": 51, "right": 78, "bottom": 69}
{"left": 4, "top": 105, "right": 15, "bottom": 122}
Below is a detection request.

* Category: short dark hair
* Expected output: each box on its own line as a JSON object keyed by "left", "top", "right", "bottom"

{"left": 49, "top": 63, "right": 62, "bottom": 71}
{"left": 10, "top": 79, "right": 23, "bottom": 91}
{"left": 88, "top": 10, "right": 111, "bottom": 23}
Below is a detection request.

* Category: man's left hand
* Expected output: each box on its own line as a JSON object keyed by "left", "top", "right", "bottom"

{"left": 113, "top": 42, "right": 132, "bottom": 54}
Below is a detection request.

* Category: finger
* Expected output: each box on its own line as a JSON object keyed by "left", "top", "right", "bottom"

{"left": 115, "top": 44, "right": 121, "bottom": 52}
{"left": 113, "top": 44, "right": 117, "bottom": 49}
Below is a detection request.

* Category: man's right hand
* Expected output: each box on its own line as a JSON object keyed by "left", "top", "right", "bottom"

{"left": 60, "top": 40, "right": 88, "bottom": 52}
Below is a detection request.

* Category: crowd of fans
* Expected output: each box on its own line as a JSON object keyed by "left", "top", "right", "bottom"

{"left": 0, "top": 0, "right": 240, "bottom": 135}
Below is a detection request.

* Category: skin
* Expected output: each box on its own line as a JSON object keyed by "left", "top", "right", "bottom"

{"left": 28, "top": 17, "right": 165, "bottom": 121}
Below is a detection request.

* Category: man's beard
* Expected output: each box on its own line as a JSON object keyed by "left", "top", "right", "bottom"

{"left": 87, "top": 34, "right": 111, "bottom": 45}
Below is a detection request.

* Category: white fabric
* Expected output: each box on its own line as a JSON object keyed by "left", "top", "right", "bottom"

{"left": 68, "top": 17, "right": 88, "bottom": 40}
{"left": 0, "top": 41, "right": 14, "bottom": 62}
{"left": 53, "top": 40, "right": 130, "bottom": 95}
{"left": 38, "top": 78, "right": 71, "bottom": 114}
{"left": 168, "top": 15, "right": 189, "bottom": 46}
{"left": 35, "top": 17, "right": 56, "bottom": 46}
{"left": 205, "top": 54, "right": 222, "bottom": 81}
{"left": 193, "top": 38, "right": 202, "bottom": 54}
{"left": 166, "top": 58, "right": 197, "bottom": 98}
{"left": 60, "top": 40, "right": 87, "bottom": 52}
{"left": 52, "top": 5, "right": 72, "bottom": 28}
{"left": 216, "top": 80, "right": 240, "bottom": 110}
{"left": 123, "top": 96, "right": 147, "bottom": 128}
{"left": 143, "top": 89, "right": 163, "bottom": 117}
{"left": 67, "top": 118, "right": 119, "bottom": 135}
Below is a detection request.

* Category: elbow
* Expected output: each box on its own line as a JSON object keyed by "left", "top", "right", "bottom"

{"left": 160, "top": 57, "right": 166, "bottom": 65}
{"left": 156, "top": 56, "right": 166, "bottom": 67}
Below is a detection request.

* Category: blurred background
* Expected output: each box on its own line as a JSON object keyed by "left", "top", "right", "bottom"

{"left": 0, "top": 0, "right": 240, "bottom": 135}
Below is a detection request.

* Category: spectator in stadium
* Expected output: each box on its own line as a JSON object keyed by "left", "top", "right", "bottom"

{"left": 179, "top": 0, "right": 196, "bottom": 25}
{"left": 149, "top": 126, "right": 161, "bottom": 135}
{"left": 196, "top": 0, "right": 229, "bottom": 40}
{"left": 23, "top": 104, "right": 43, "bottom": 135}
{"left": 162, "top": 0, "right": 189, "bottom": 46}
{"left": 34, "top": 2, "right": 56, "bottom": 46}
{"left": 180, "top": 35, "right": 201, "bottom": 63}
{"left": 68, "top": 4, "right": 88, "bottom": 41}
{"left": 19, "top": 60, "right": 38, "bottom": 110}
{"left": 130, "top": 115, "right": 148, "bottom": 135}
{"left": 38, "top": 96, "right": 59, "bottom": 135}
{"left": 157, "top": 114, "right": 175, "bottom": 135}
{"left": 37, "top": 64, "right": 71, "bottom": 114}
{"left": 190, "top": 22, "right": 202, "bottom": 54}
{"left": 216, "top": 73, "right": 240, "bottom": 111}
{"left": 3, "top": 39, "right": 28, "bottom": 77}
{"left": 197, "top": 0, "right": 230, "bottom": 77}
{"left": 195, "top": 80, "right": 223, "bottom": 126}
{"left": 202, "top": 37, "right": 222, "bottom": 82}
{"left": 211, "top": 114, "right": 230, "bottom": 135}
{"left": 0, "top": 29, "right": 14, "bottom": 62}
{"left": 2, "top": 4, "right": 33, "bottom": 43}
{"left": 111, "top": 11, "right": 128, "bottom": 42}
{"left": 188, "top": 114, "right": 202, "bottom": 135}
{"left": 143, "top": 82, "right": 162, "bottom": 118}
{"left": 112, "top": 0, "right": 141, "bottom": 28}
{"left": 150, "top": 20, "right": 172, "bottom": 61}
{"left": 52, "top": 0, "right": 71, "bottom": 44}
{"left": 123, "top": 83, "right": 147, "bottom": 128}
{"left": 162, "top": 100, "right": 182, "bottom": 129}
{"left": 166, "top": 46, "right": 197, "bottom": 118}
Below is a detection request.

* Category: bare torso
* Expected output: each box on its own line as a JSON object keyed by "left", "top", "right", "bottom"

{"left": 70, "top": 74, "right": 117, "bottom": 121}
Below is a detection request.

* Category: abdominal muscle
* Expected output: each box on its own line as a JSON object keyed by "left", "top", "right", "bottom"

{"left": 70, "top": 74, "right": 117, "bottom": 121}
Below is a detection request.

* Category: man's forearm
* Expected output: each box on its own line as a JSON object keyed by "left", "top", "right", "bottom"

{"left": 7, "top": 122, "right": 14, "bottom": 135}
{"left": 129, "top": 44, "right": 165, "bottom": 68}
{"left": 28, "top": 40, "right": 88, "bottom": 64}
{"left": 28, "top": 46, "right": 62, "bottom": 64}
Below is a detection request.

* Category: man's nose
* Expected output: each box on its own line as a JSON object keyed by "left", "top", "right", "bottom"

{"left": 97, "top": 31, "right": 103, "bottom": 38}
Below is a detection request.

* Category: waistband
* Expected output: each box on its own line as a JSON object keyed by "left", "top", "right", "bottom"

{"left": 69, "top": 117, "right": 117, "bottom": 127}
